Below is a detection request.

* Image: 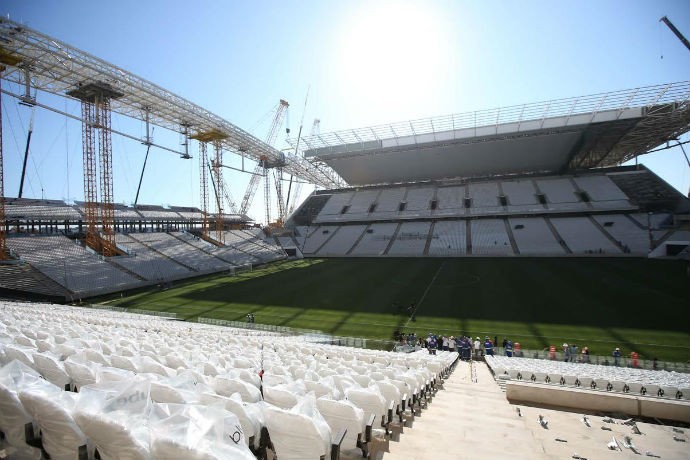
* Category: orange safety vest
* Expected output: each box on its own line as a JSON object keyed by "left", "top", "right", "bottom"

{"left": 549, "top": 345, "right": 556, "bottom": 359}
{"left": 631, "top": 351, "right": 639, "bottom": 366}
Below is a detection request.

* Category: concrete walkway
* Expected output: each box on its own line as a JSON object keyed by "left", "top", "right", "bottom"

{"left": 382, "top": 361, "right": 689, "bottom": 460}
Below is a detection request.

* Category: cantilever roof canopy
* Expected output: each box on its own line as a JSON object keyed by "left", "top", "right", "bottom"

{"left": 0, "top": 17, "right": 343, "bottom": 189}
{"left": 292, "top": 82, "right": 690, "bottom": 186}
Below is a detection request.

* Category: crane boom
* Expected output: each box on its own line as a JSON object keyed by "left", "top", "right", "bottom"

{"left": 239, "top": 100, "right": 289, "bottom": 221}
{"left": 660, "top": 16, "right": 690, "bottom": 52}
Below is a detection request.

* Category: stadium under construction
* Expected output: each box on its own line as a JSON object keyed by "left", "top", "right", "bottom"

{"left": 0, "top": 15, "right": 689, "bottom": 460}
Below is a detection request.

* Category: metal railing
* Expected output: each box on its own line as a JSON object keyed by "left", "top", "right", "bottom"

{"left": 295, "top": 81, "right": 690, "bottom": 152}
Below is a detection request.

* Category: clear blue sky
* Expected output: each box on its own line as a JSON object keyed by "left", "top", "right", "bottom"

{"left": 2, "top": 0, "right": 689, "bottom": 224}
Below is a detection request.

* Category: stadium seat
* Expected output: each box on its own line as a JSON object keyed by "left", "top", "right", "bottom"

{"left": 263, "top": 401, "right": 344, "bottom": 460}
{"left": 18, "top": 381, "right": 89, "bottom": 460}
{"left": 316, "top": 397, "right": 372, "bottom": 458}
{"left": 578, "top": 377, "right": 594, "bottom": 389}
{"left": 627, "top": 382, "right": 644, "bottom": 394}
{"left": 643, "top": 384, "right": 660, "bottom": 397}
{"left": 32, "top": 352, "right": 71, "bottom": 390}
{"left": 594, "top": 378, "right": 611, "bottom": 391}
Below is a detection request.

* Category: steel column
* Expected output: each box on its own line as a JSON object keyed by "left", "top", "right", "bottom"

{"left": 198, "top": 142, "right": 209, "bottom": 238}
{"left": 212, "top": 140, "right": 225, "bottom": 244}
{"left": 81, "top": 100, "right": 99, "bottom": 252}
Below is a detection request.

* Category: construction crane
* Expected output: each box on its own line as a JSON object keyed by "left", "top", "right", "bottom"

{"left": 660, "top": 16, "right": 690, "bottom": 52}
{"left": 239, "top": 100, "right": 289, "bottom": 225}
{"left": 288, "top": 118, "right": 320, "bottom": 215}
{"left": 0, "top": 66, "right": 7, "bottom": 260}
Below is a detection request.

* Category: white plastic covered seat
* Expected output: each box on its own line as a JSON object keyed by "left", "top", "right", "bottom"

{"left": 659, "top": 386, "right": 679, "bottom": 399}
{"left": 563, "top": 375, "right": 578, "bottom": 386}
{"left": 18, "top": 380, "right": 89, "bottom": 460}
{"left": 532, "top": 372, "right": 548, "bottom": 383}
{"left": 644, "top": 384, "right": 660, "bottom": 397}
{"left": 627, "top": 382, "right": 643, "bottom": 394}
{"left": 0, "top": 360, "right": 43, "bottom": 459}
{"left": 578, "top": 377, "right": 594, "bottom": 389}
{"left": 263, "top": 400, "right": 332, "bottom": 460}
{"left": 73, "top": 379, "right": 152, "bottom": 460}
{"left": 304, "top": 379, "right": 340, "bottom": 399}
{"left": 316, "top": 397, "right": 366, "bottom": 453}
{"left": 149, "top": 403, "right": 255, "bottom": 460}
{"left": 199, "top": 392, "right": 263, "bottom": 448}
{"left": 4, "top": 344, "right": 36, "bottom": 369}
{"left": 212, "top": 376, "right": 262, "bottom": 402}
{"left": 547, "top": 374, "right": 563, "bottom": 385}
{"left": 345, "top": 386, "right": 388, "bottom": 431}
{"left": 63, "top": 358, "right": 98, "bottom": 391}
{"left": 610, "top": 380, "right": 626, "bottom": 392}
{"left": 263, "top": 385, "right": 299, "bottom": 410}
{"left": 32, "top": 352, "right": 71, "bottom": 389}
{"left": 594, "top": 378, "right": 610, "bottom": 391}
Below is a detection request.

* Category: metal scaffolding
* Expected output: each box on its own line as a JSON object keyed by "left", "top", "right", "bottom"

{"left": 0, "top": 17, "right": 343, "bottom": 189}
{"left": 198, "top": 142, "right": 209, "bottom": 239}
{"left": 68, "top": 82, "right": 122, "bottom": 256}
{"left": 0, "top": 68, "right": 6, "bottom": 260}
{"left": 80, "top": 100, "right": 99, "bottom": 252}
{"left": 212, "top": 140, "right": 225, "bottom": 245}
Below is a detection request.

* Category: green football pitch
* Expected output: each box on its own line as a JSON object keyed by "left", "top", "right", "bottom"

{"left": 98, "top": 257, "right": 690, "bottom": 362}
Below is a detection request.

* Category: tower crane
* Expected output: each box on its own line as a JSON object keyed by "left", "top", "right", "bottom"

{"left": 660, "top": 16, "right": 690, "bottom": 52}
{"left": 239, "top": 99, "right": 289, "bottom": 225}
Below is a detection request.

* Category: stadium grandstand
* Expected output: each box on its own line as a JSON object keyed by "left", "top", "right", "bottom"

{"left": 1, "top": 17, "right": 689, "bottom": 460}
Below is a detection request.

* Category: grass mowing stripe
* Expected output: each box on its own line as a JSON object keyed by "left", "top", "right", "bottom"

{"left": 94, "top": 257, "right": 689, "bottom": 361}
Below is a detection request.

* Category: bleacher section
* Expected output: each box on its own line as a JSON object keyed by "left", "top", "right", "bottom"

{"left": 6, "top": 235, "right": 142, "bottom": 297}
{"left": 134, "top": 205, "right": 182, "bottom": 220}
{"left": 508, "top": 217, "right": 565, "bottom": 255}
{"left": 427, "top": 221, "right": 466, "bottom": 256}
{"left": 591, "top": 214, "right": 650, "bottom": 254}
{"left": 129, "top": 233, "right": 232, "bottom": 272}
{"left": 486, "top": 355, "right": 690, "bottom": 399}
{"left": 350, "top": 223, "right": 398, "bottom": 256}
{"left": 387, "top": 222, "right": 431, "bottom": 256}
{"left": 114, "top": 234, "right": 192, "bottom": 281}
{"left": 502, "top": 179, "right": 542, "bottom": 213}
{"left": 0, "top": 302, "right": 456, "bottom": 460}
{"left": 5, "top": 198, "right": 83, "bottom": 221}
{"left": 470, "top": 219, "right": 513, "bottom": 255}
{"left": 372, "top": 187, "right": 407, "bottom": 220}
{"left": 435, "top": 186, "right": 465, "bottom": 217}
{"left": 536, "top": 177, "right": 589, "bottom": 212}
{"left": 290, "top": 166, "right": 689, "bottom": 259}
{"left": 468, "top": 182, "right": 502, "bottom": 215}
{"left": 317, "top": 224, "right": 367, "bottom": 256}
{"left": 0, "top": 263, "right": 71, "bottom": 298}
{"left": 399, "top": 187, "right": 434, "bottom": 218}
{"left": 550, "top": 217, "right": 620, "bottom": 254}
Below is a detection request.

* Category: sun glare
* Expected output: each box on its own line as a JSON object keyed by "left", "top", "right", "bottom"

{"left": 337, "top": 2, "right": 451, "bottom": 123}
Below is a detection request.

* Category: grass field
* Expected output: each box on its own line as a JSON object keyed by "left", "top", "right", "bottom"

{"left": 97, "top": 257, "right": 690, "bottom": 362}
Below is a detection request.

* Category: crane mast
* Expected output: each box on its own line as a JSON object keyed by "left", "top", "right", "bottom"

{"left": 239, "top": 99, "right": 289, "bottom": 224}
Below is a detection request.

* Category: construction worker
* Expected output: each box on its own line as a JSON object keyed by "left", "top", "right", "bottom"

{"left": 483, "top": 336, "right": 494, "bottom": 356}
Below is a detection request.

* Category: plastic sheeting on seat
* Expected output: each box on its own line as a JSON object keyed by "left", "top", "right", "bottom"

{"left": 18, "top": 378, "right": 89, "bottom": 460}
{"left": 149, "top": 403, "right": 255, "bottom": 460}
